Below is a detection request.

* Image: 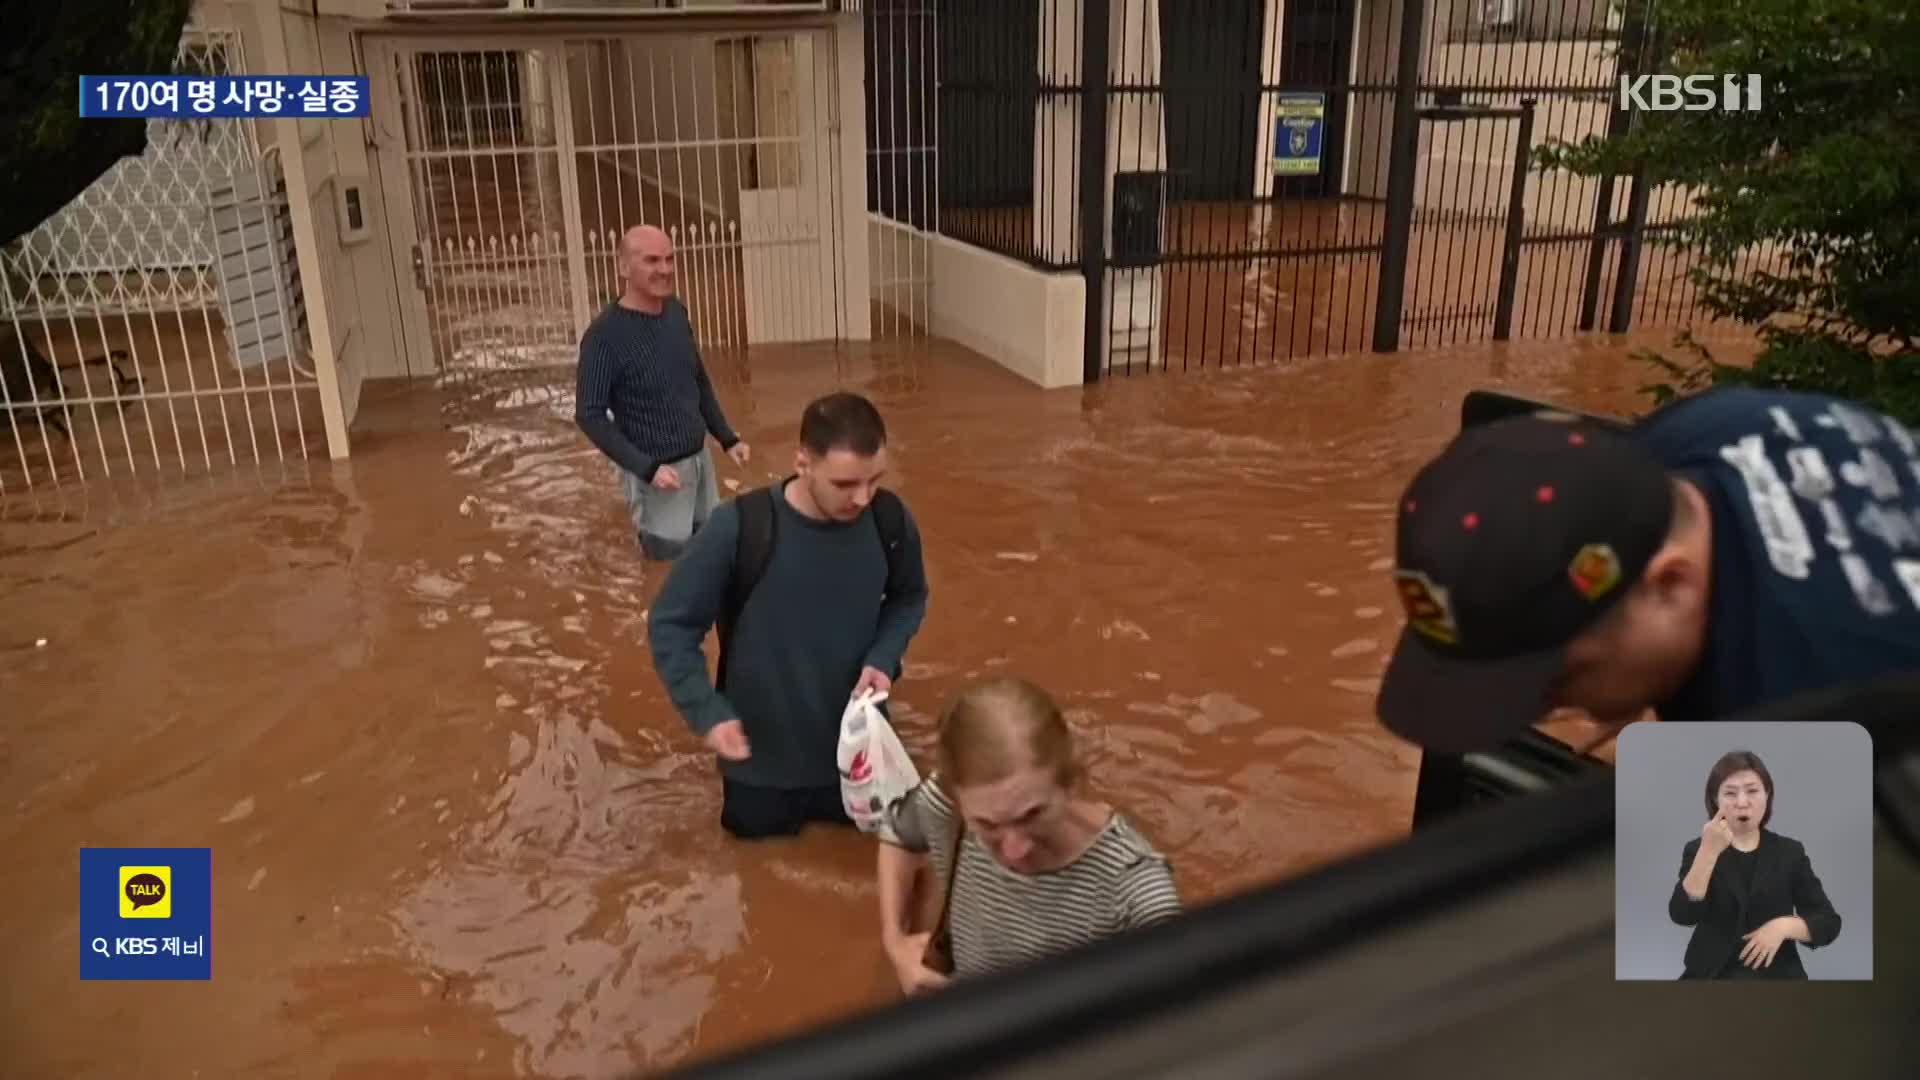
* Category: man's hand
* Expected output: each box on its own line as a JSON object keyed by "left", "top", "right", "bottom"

{"left": 705, "top": 719, "right": 751, "bottom": 761}
{"left": 852, "top": 665, "right": 893, "bottom": 700}
{"left": 726, "top": 441, "right": 751, "bottom": 466}
{"left": 885, "top": 931, "right": 951, "bottom": 996}
{"left": 651, "top": 464, "right": 682, "bottom": 490}
{"left": 1740, "top": 916, "right": 1796, "bottom": 970}
{"left": 1700, "top": 808, "right": 1735, "bottom": 858}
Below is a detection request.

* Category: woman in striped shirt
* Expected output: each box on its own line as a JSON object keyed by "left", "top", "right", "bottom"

{"left": 876, "top": 677, "right": 1184, "bottom": 994}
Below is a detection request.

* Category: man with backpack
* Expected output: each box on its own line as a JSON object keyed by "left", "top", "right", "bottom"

{"left": 647, "top": 391, "right": 931, "bottom": 839}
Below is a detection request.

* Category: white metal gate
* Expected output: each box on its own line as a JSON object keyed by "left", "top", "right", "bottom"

{"left": 367, "top": 27, "right": 849, "bottom": 389}
{"left": 1, "top": 29, "right": 323, "bottom": 498}
{"left": 861, "top": 0, "right": 937, "bottom": 339}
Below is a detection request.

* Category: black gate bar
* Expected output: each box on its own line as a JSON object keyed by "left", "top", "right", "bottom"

{"left": 1494, "top": 99, "right": 1538, "bottom": 341}
{"left": 1578, "top": 0, "right": 1657, "bottom": 332}
{"left": 1412, "top": 98, "right": 1538, "bottom": 343}
{"left": 1079, "top": 0, "right": 1112, "bottom": 384}
{"left": 1609, "top": 168, "right": 1654, "bottom": 333}
{"left": 1369, "top": 0, "right": 1429, "bottom": 354}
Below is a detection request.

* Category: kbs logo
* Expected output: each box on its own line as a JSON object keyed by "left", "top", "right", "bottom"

{"left": 1619, "top": 74, "right": 1763, "bottom": 113}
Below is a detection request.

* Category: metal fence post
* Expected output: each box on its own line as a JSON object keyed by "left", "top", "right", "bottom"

{"left": 1606, "top": 3, "right": 1666, "bottom": 335}
{"left": 1575, "top": 147, "right": 1625, "bottom": 332}
{"left": 1080, "top": 0, "right": 1112, "bottom": 384}
{"left": 1577, "top": 0, "right": 1653, "bottom": 332}
{"left": 1492, "top": 98, "right": 1537, "bottom": 342}
{"left": 1370, "top": 0, "right": 1428, "bottom": 354}
{"left": 1608, "top": 170, "right": 1653, "bottom": 332}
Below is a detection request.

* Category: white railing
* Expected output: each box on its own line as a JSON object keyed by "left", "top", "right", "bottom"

{"left": 3, "top": 32, "right": 255, "bottom": 320}
{"left": 2, "top": 28, "right": 323, "bottom": 496}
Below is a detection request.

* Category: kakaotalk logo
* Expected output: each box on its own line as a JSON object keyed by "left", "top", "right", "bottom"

{"left": 1619, "top": 74, "right": 1765, "bottom": 113}
{"left": 119, "top": 866, "right": 172, "bottom": 919}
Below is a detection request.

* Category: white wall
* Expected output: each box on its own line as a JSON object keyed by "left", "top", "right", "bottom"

{"left": 868, "top": 217, "right": 930, "bottom": 328}
{"left": 1429, "top": 0, "right": 1614, "bottom": 42}
{"left": 243, "top": 0, "right": 404, "bottom": 454}
{"left": 290, "top": 14, "right": 405, "bottom": 395}
{"left": 914, "top": 230, "right": 1086, "bottom": 390}
{"left": 1347, "top": 0, "right": 1397, "bottom": 200}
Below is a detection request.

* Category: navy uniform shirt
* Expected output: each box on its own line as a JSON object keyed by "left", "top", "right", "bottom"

{"left": 1630, "top": 387, "right": 1920, "bottom": 720}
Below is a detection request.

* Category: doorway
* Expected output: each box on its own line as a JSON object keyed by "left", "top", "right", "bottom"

{"left": 1272, "top": 0, "right": 1356, "bottom": 200}
{"left": 1159, "top": 0, "right": 1265, "bottom": 202}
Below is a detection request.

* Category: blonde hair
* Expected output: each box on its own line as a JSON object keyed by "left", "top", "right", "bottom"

{"left": 937, "top": 677, "right": 1079, "bottom": 789}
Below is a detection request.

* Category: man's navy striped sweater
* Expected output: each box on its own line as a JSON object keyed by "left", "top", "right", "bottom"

{"left": 574, "top": 298, "right": 738, "bottom": 482}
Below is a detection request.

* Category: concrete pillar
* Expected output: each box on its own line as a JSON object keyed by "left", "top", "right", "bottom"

{"left": 1252, "top": 0, "right": 1287, "bottom": 199}
{"left": 1032, "top": 0, "right": 1168, "bottom": 372}
{"left": 1033, "top": 1, "right": 1080, "bottom": 266}
{"left": 1103, "top": 0, "right": 1167, "bottom": 372}
{"left": 251, "top": 0, "right": 349, "bottom": 459}
{"left": 1348, "top": 0, "right": 1403, "bottom": 202}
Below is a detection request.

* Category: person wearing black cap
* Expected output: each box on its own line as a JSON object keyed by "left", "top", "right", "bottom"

{"left": 1377, "top": 386, "right": 1920, "bottom": 753}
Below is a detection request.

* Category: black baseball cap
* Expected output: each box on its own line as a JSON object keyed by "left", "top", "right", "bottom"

{"left": 1376, "top": 411, "right": 1676, "bottom": 752}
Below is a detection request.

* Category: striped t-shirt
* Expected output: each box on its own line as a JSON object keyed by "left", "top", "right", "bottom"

{"left": 573, "top": 297, "right": 738, "bottom": 483}
{"left": 887, "top": 776, "right": 1184, "bottom": 979}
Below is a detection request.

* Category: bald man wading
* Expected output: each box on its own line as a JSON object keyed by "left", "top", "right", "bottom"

{"left": 575, "top": 225, "right": 750, "bottom": 561}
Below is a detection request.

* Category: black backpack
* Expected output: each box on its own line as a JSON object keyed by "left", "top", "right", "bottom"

{"left": 714, "top": 480, "right": 910, "bottom": 689}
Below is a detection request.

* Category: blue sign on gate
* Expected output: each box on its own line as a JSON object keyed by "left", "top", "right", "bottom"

{"left": 1272, "top": 93, "right": 1327, "bottom": 176}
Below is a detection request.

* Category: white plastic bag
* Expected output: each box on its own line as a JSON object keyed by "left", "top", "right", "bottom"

{"left": 838, "top": 689, "right": 922, "bottom": 842}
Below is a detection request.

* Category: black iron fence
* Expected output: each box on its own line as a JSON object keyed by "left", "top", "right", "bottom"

{"left": 1102, "top": 0, "right": 1397, "bottom": 373}
{"left": 867, "top": 0, "right": 1771, "bottom": 381}
{"left": 1388, "top": 0, "right": 1730, "bottom": 351}
{"left": 933, "top": 0, "right": 1075, "bottom": 269}
{"left": 863, "top": 0, "right": 936, "bottom": 234}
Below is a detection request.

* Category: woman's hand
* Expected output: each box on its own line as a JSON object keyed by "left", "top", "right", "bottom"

{"left": 1739, "top": 916, "right": 1801, "bottom": 970}
{"left": 1699, "top": 808, "right": 1734, "bottom": 858}
{"left": 885, "top": 931, "right": 951, "bottom": 996}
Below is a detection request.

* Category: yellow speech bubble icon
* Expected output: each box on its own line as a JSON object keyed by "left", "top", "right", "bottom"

{"left": 119, "top": 865, "right": 172, "bottom": 919}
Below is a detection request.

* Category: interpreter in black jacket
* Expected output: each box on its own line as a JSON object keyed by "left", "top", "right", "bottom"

{"left": 1668, "top": 750, "right": 1842, "bottom": 979}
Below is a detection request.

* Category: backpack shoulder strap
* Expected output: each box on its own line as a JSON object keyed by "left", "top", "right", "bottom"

{"left": 717, "top": 484, "right": 781, "bottom": 688}
{"left": 870, "top": 488, "right": 908, "bottom": 598}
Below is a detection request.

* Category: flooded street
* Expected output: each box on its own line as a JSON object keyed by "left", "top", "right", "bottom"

{"left": 3, "top": 329, "right": 1742, "bottom": 1078}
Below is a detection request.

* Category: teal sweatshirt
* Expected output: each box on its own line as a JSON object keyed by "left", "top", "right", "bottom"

{"left": 646, "top": 482, "right": 930, "bottom": 789}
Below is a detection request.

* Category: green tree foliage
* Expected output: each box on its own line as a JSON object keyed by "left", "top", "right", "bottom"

{"left": 1, "top": 1, "right": 196, "bottom": 249}
{"left": 1534, "top": 0, "right": 1920, "bottom": 422}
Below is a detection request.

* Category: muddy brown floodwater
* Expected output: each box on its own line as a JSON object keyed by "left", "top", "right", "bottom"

{"left": 2, "top": 328, "right": 1751, "bottom": 1078}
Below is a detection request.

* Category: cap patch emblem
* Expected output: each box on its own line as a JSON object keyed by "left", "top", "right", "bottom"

{"left": 1394, "top": 570, "right": 1460, "bottom": 645}
{"left": 1568, "top": 543, "right": 1623, "bottom": 602}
